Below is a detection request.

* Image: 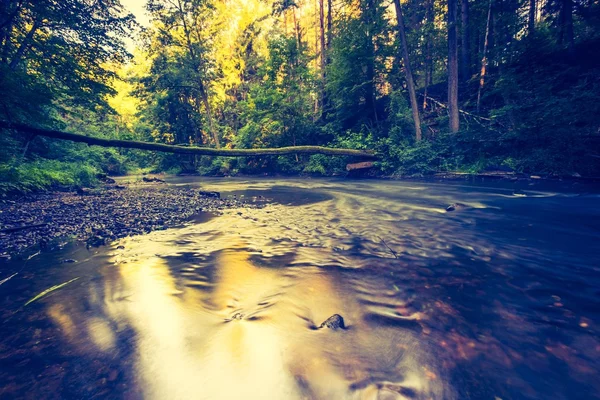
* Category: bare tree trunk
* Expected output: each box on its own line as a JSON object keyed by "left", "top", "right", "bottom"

{"left": 460, "top": 0, "right": 471, "bottom": 82}
{"left": 326, "top": 0, "right": 332, "bottom": 50}
{"left": 423, "top": 0, "right": 434, "bottom": 111}
{"left": 560, "top": 0, "right": 574, "bottom": 48}
{"left": 448, "top": 0, "right": 460, "bottom": 132}
{"left": 528, "top": 0, "right": 536, "bottom": 36}
{"left": 319, "top": 0, "right": 326, "bottom": 73}
{"left": 293, "top": 6, "right": 301, "bottom": 49}
{"left": 393, "top": 0, "right": 422, "bottom": 141}
{"left": 477, "top": 0, "right": 492, "bottom": 113}
{"left": 200, "top": 91, "right": 220, "bottom": 148}
{"left": 314, "top": 0, "right": 319, "bottom": 117}
{"left": 361, "top": 0, "right": 378, "bottom": 126}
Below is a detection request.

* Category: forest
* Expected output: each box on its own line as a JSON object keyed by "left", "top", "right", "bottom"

{"left": 1, "top": 0, "right": 600, "bottom": 194}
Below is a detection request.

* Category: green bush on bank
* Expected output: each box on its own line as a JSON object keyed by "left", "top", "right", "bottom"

{"left": 0, "top": 160, "right": 99, "bottom": 196}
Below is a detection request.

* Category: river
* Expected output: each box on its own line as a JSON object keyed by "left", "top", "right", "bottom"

{"left": 1, "top": 177, "right": 599, "bottom": 399}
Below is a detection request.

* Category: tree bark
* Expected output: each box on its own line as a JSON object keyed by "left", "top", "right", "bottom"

{"left": 326, "top": 0, "right": 332, "bottom": 50}
{"left": 423, "top": 0, "right": 434, "bottom": 110}
{"left": 448, "top": 0, "right": 460, "bottom": 132}
{"left": 477, "top": 0, "right": 492, "bottom": 113}
{"left": 460, "top": 0, "right": 471, "bottom": 82}
{"left": 0, "top": 121, "right": 377, "bottom": 158}
{"left": 361, "top": 0, "right": 378, "bottom": 126}
{"left": 560, "top": 0, "right": 574, "bottom": 48}
{"left": 319, "top": 0, "right": 326, "bottom": 73}
{"left": 393, "top": 0, "right": 422, "bottom": 141}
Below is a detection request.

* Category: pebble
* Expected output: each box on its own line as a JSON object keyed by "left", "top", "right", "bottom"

{"left": 0, "top": 185, "right": 267, "bottom": 257}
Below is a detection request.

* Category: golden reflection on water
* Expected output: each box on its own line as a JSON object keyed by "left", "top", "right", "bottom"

{"left": 57, "top": 241, "right": 445, "bottom": 400}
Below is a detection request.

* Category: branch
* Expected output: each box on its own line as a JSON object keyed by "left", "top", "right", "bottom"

{"left": 419, "top": 94, "right": 493, "bottom": 122}
{"left": 0, "top": 121, "right": 377, "bottom": 159}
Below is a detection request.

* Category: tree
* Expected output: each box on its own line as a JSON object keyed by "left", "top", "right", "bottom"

{"left": 0, "top": 0, "right": 134, "bottom": 123}
{"left": 145, "top": 0, "right": 221, "bottom": 148}
{"left": 448, "top": 0, "right": 460, "bottom": 132}
{"left": 460, "top": 0, "right": 471, "bottom": 82}
{"left": 393, "top": 0, "right": 422, "bottom": 141}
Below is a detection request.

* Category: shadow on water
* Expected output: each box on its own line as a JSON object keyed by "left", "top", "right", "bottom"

{"left": 1, "top": 177, "right": 600, "bottom": 399}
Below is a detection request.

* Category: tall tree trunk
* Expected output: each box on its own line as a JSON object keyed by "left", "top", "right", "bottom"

{"left": 361, "top": 0, "right": 378, "bottom": 126}
{"left": 477, "top": 0, "right": 492, "bottom": 113}
{"left": 319, "top": 0, "right": 327, "bottom": 118}
{"left": 293, "top": 6, "right": 301, "bottom": 50}
{"left": 319, "top": 0, "right": 326, "bottom": 72}
{"left": 460, "top": 0, "right": 471, "bottom": 82}
{"left": 314, "top": 0, "right": 319, "bottom": 117}
{"left": 560, "top": 0, "right": 574, "bottom": 48}
{"left": 448, "top": 0, "right": 460, "bottom": 132}
{"left": 393, "top": 0, "right": 422, "bottom": 141}
{"left": 528, "top": 0, "right": 536, "bottom": 36}
{"left": 326, "top": 0, "right": 332, "bottom": 50}
{"left": 423, "top": 0, "right": 434, "bottom": 110}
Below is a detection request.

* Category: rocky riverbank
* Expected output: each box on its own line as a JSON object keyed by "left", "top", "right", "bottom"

{"left": 0, "top": 182, "right": 267, "bottom": 260}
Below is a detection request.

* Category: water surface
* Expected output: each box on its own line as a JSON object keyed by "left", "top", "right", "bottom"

{"left": 1, "top": 177, "right": 599, "bottom": 399}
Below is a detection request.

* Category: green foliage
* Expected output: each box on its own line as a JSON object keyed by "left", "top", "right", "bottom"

{"left": 0, "top": 160, "right": 99, "bottom": 196}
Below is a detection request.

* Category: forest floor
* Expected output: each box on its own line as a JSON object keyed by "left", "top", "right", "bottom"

{"left": 0, "top": 180, "right": 268, "bottom": 260}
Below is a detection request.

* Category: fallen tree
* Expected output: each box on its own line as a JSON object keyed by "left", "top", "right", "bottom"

{"left": 1, "top": 121, "right": 377, "bottom": 159}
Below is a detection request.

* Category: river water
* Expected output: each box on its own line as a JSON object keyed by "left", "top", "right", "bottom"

{"left": 1, "top": 177, "right": 599, "bottom": 399}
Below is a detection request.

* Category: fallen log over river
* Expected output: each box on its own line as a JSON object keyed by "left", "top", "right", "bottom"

{"left": 0, "top": 121, "right": 377, "bottom": 159}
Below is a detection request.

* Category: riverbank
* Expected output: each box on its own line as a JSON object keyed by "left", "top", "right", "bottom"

{"left": 0, "top": 181, "right": 267, "bottom": 260}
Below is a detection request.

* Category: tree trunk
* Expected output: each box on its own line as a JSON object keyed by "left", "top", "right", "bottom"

{"left": 423, "top": 0, "right": 434, "bottom": 110}
{"left": 560, "top": 0, "right": 574, "bottom": 48}
{"left": 293, "top": 7, "right": 301, "bottom": 49}
{"left": 448, "top": 0, "right": 460, "bottom": 132}
{"left": 476, "top": 0, "right": 492, "bottom": 113}
{"left": 319, "top": 0, "right": 326, "bottom": 73}
{"left": 528, "top": 0, "right": 536, "bottom": 36}
{"left": 361, "top": 0, "right": 378, "bottom": 126}
{"left": 460, "top": 0, "right": 471, "bottom": 82}
{"left": 0, "top": 121, "right": 377, "bottom": 158}
{"left": 393, "top": 0, "right": 422, "bottom": 142}
{"left": 326, "top": 0, "right": 332, "bottom": 50}
{"left": 9, "top": 20, "right": 39, "bottom": 70}
{"left": 200, "top": 90, "right": 220, "bottom": 148}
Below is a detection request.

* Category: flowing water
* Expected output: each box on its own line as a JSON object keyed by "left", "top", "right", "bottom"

{"left": 1, "top": 177, "right": 600, "bottom": 400}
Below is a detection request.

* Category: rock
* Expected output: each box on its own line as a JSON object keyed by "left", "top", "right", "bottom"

{"left": 198, "top": 190, "right": 220, "bottom": 199}
{"left": 142, "top": 176, "right": 165, "bottom": 183}
{"left": 318, "top": 314, "right": 346, "bottom": 330}
{"left": 446, "top": 203, "right": 468, "bottom": 212}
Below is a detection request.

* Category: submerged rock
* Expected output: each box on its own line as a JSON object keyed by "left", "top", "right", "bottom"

{"left": 318, "top": 314, "right": 346, "bottom": 330}
{"left": 446, "top": 203, "right": 468, "bottom": 212}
